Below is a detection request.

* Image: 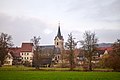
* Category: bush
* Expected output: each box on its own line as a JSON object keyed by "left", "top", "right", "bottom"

{"left": 23, "top": 61, "right": 31, "bottom": 67}
{"left": 103, "top": 53, "right": 120, "bottom": 71}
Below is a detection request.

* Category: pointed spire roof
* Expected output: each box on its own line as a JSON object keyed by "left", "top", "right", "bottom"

{"left": 55, "top": 22, "right": 63, "bottom": 40}
{"left": 57, "top": 22, "right": 61, "bottom": 37}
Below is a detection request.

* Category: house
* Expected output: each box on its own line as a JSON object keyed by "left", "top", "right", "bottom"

{"left": 97, "top": 47, "right": 113, "bottom": 58}
{"left": 6, "top": 43, "right": 34, "bottom": 66}
{"left": 20, "top": 43, "right": 34, "bottom": 65}
{"left": 4, "top": 47, "right": 21, "bottom": 65}
{"left": 4, "top": 53, "right": 13, "bottom": 65}
{"left": 8, "top": 47, "right": 21, "bottom": 65}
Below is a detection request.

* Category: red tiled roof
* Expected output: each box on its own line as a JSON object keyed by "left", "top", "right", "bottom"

{"left": 21, "top": 43, "right": 33, "bottom": 52}
{"left": 9, "top": 47, "right": 21, "bottom": 57}
{"left": 97, "top": 47, "right": 113, "bottom": 51}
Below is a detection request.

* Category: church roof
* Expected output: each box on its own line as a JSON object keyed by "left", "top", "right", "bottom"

{"left": 39, "top": 45, "right": 55, "bottom": 49}
{"left": 57, "top": 26, "right": 61, "bottom": 37}
{"left": 38, "top": 45, "right": 61, "bottom": 54}
{"left": 55, "top": 24, "right": 63, "bottom": 40}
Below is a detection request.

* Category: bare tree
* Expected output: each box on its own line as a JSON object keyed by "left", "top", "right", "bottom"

{"left": 65, "top": 33, "right": 77, "bottom": 70}
{"left": 80, "top": 31, "right": 98, "bottom": 71}
{"left": 0, "top": 33, "right": 13, "bottom": 66}
{"left": 31, "top": 36, "right": 41, "bottom": 69}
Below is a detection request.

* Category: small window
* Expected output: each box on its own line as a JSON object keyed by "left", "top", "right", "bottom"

{"left": 27, "top": 53, "right": 29, "bottom": 55}
{"left": 58, "top": 56, "right": 59, "bottom": 59}
{"left": 27, "top": 57, "right": 29, "bottom": 59}
{"left": 24, "top": 57, "right": 26, "bottom": 59}
{"left": 57, "top": 42, "right": 58, "bottom": 45}
{"left": 22, "top": 53, "right": 23, "bottom": 55}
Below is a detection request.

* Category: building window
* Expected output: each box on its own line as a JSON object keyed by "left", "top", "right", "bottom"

{"left": 22, "top": 53, "right": 23, "bottom": 55}
{"left": 24, "top": 57, "right": 26, "bottom": 59}
{"left": 57, "top": 42, "right": 58, "bottom": 45}
{"left": 58, "top": 56, "right": 59, "bottom": 59}
{"left": 27, "top": 53, "right": 29, "bottom": 55}
{"left": 22, "top": 57, "right": 23, "bottom": 59}
{"left": 27, "top": 57, "right": 29, "bottom": 59}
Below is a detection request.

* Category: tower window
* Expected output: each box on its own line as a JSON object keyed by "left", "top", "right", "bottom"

{"left": 57, "top": 42, "right": 58, "bottom": 45}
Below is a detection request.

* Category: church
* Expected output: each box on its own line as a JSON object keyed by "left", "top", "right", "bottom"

{"left": 33, "top": 23, "right": 64, "bottom": 67}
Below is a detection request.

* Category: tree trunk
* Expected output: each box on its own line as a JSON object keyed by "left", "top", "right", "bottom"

{"left": 89, "top": 56, "right": 92, "bottom": 71}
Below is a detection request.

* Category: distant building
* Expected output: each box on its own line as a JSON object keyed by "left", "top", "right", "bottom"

{"left": 54, "top": 23, "right": 64, "bottom": 50}
{"left": 35, "top": 23, "right": 64, "bottom": 67}
{"left": 20, "top": 43, "right": 34, "bottom": 65}
{"left": 97, "top": 47, "right": 113, "bottom": 57}
{"left": 4, "top": 53, "right": 13, "bottom": 65}
{"left": 8, "top": 47, "right": 21, "bottom": 65}
{"left": 6, "top": 43, "right": 34, "bottom": 65}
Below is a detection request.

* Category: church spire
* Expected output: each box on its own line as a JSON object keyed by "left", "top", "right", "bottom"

{"left": 57, "top": 22, "right": 61, "bottom": 37}
{"left": 54, "top": 22, "right": 64, "bottom": 50}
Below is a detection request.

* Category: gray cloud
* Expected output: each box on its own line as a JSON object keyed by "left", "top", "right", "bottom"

{"left": 66, "top": 0, "right": 120, "bottom": 22}
{"left": 96, "top": 29, "right": 120, "bottom": 43}
{"left": 0, "top": 13, "right": 56, "bottom": 46}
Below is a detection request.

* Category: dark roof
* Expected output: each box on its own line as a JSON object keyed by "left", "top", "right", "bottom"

{"left": 21, "top": 43, "right": 33, "bottom": 52}
{"left": 39, "top": 45, "right": 61, "bottom": 54}
{"left": 57, "top": 26, "right": 62, "bottom": 38}
{"left": 39, "top": 45, "right": 55, "bottom": 49}
{"left": 55, "top": 26, "right": 63, "bottom": 40}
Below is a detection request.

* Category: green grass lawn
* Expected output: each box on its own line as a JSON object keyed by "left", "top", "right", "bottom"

{"left": 0, "top": 71, "right": 120, "bottom": 80}
{"left": 0, "top": 65, "right": 112, "bottom": 71}
{"left": 0, "top": 66, "right": 119, "bottom": 80}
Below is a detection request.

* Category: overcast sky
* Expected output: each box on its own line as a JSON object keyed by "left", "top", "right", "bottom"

{"left": 0, "top": 0, "right": 120, "bottom": 46}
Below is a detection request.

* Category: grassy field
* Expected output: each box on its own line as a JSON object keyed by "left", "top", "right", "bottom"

{"left": 0, "top": 71, "right": 120, "bottom": 80}
{"left": 0, "top": 66, "right": 120, "bottom": 80}
{"left": 0, "top": 65, "right": 113, "bottom": 71}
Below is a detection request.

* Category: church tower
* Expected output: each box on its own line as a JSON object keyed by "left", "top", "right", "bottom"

{"left": 54, "top": 23, "right": 64, "bottom": 50}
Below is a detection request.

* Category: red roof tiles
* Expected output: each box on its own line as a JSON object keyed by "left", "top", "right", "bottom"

{"left": 97, "top": 47, "right": 113, "bottom": 51}
{"left": 21, "top": 43, "right": 33, "bottom": 52}
{"left": 9, "top": 47, "right": 21, "bottom": 57}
